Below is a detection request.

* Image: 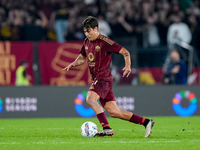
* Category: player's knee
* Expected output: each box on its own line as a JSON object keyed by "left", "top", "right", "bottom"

{"left": 86, "top": 98, "right": 95, "bottom": 106}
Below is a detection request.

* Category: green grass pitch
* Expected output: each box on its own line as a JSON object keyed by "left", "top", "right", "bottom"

{"left": 0, "top": 116, "right": 200, "bottom": 150}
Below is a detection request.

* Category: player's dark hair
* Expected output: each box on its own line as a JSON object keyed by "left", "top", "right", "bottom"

{"left": 82, "top": 16, "right": 98, "bottom": 30}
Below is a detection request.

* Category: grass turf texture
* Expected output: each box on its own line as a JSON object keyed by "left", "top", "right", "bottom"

{"left": 0, "top": 116, "right": 200, "bottom": 150}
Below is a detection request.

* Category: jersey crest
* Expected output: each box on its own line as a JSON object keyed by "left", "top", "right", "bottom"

{"left": 95, "top": 45, "right": 100, "bottom": 52}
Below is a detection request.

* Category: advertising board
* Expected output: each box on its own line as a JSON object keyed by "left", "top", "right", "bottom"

{"left": 0, "top": 86, "right": 199, "bottom": 118}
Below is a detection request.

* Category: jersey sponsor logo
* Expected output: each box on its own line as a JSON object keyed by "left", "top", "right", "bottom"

{"left": 74, "top": 91, "right": 95, "bottom": 117}
{"left": 85, "top": 46, "right": 88, "bottom": 50}
{"left": 172, "top": 90, "right": 198, "bottom": 117}
{"left": 88, "top": 53, "right": 94, "bottom": 61}
{"left": 89, "top": 62, "right": 95, "bottom": 67}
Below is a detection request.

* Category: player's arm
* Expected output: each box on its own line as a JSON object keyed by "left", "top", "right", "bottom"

{"left": 119, "top": 47, "right": 131, "bottom": 77}
{"left": 62, "top": 54, "right": 86, "bottom": 71}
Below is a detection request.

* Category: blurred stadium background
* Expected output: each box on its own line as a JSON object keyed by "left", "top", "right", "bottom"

{"left": 0, "top": 0, "right": 200, "bottom": 149}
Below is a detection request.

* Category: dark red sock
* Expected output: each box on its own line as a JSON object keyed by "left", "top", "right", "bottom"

{"left": 129, "top": 113, "right": 145, "bottom": 125}
{"left": 97, "top": 112, "right": 109, "bottom": 128}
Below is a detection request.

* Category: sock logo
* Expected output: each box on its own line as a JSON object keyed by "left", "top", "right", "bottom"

{"left": 0, "top": 97, "right": 3, "bottom": 114}
{"left": 172, "top": 90, "right": 198, "bottom": 117}
{"left": 74, "top": 91, "right": 95, "bottom": 117}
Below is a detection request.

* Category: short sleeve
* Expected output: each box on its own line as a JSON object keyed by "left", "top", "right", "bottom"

{"left": 103, "top": 38, "right": 122, "bottom": 53}
{"left": 79, "top": 42, "right": 86, "bottom": 57}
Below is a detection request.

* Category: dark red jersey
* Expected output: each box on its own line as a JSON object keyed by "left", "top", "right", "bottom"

{"left": 80, "top": 34, "right": 122, "bottom": 80}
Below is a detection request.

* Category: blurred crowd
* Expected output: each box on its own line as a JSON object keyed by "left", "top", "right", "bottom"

{"left": 0, "top": 0, "right": 199, "bottom": 48}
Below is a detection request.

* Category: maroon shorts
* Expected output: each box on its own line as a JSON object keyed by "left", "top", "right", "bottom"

{"left": 89, "top": 79, "right": 116, "bottom": 107}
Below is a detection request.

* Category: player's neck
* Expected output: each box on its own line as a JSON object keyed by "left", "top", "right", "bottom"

{"left": 91, "top": 33, "right": 100, "bottom": 42}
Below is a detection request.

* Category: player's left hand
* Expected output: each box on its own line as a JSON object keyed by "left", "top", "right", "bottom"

{"left": 122, "top": 66, "right": 131, "bottom": 77}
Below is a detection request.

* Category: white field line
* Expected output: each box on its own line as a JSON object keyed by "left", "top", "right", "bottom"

{"left": 1, "top": 140, "right": 200, "bottom": 145}
{"left": 4, "top": 128, "right": 200, "bottom": 132}
{"left": 17, "top": 128, "right": 79, "bottom": 130}
{"left": 19, "top": 128, "right": 66, "bottom": 130}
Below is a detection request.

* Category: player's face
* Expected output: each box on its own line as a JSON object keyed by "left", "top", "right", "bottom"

{"left": 83, "top": 27, "right": 99, "bottom": 41}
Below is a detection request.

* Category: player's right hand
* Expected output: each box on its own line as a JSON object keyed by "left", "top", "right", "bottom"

{"left": 62, "top": 63, "right": 74, "bottom": 71}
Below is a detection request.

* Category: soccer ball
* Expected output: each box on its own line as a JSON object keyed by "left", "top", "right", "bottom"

{"left": 81, "top": 121, "right": 98, "bottom": 137}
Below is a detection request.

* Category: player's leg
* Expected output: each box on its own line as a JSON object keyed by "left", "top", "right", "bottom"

{"left": 86, "top": 91, "right": 114, "bottom": 137}
{"left": 104, "top": 101, "right": 154, "bottom": 137}
{"left": 104, "top": 101, "right": 144, "bottom": 123}
{"left": 86, "top": 91, "right": 103, "bottom": 114}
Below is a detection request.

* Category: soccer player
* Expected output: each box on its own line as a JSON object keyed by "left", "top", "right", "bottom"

{"left": 63, "top": 16, "right": 154, "bottom": 137}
